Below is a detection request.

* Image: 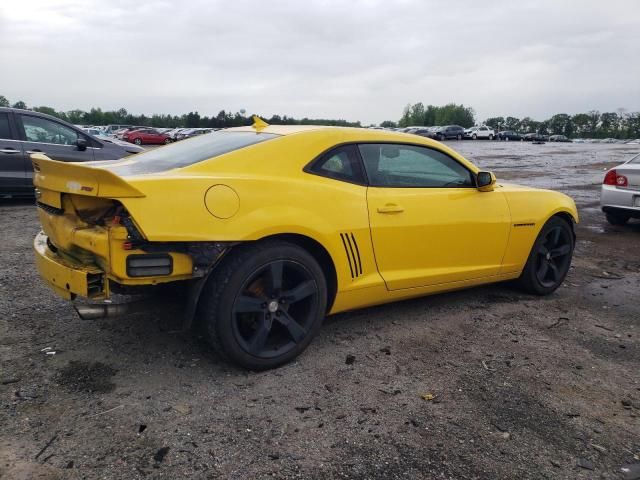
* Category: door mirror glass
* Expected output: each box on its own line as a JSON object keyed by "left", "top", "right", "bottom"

{"left": 76, "top": 138, "right": 87, "bottom": 151}
{"left": 476, "top": 171, "right": 495, "bottom": 190}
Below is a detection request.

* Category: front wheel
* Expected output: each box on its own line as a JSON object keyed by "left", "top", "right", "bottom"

{"left": 164, "top": 138, "right": 172, "bottom": 144}
{"left": 457, "top": 134, "right": 463, "bottom": 140}
{"left": 472, "top": 134, "right": 477, "bottom": 140}
{"left": 489, "top": 134, "right": 494, "bottom": 140}
{"left": 199, "top": 241, "right": 327, "bottom": 370}
{"left": 517, "top": 217, "right": 574, "bottom": 295}
{"left": 605, "top": 212, "right": 630, "bottom": 226}
{"left": 134, "top": 138, "right": 142, "bottom": 145}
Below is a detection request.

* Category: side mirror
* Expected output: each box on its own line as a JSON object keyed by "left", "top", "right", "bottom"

{"left": 476, "top": 171, "right": 496, "bottom": 192}
{"left": 76, "top": 138, "right": 88, "bottom": 151}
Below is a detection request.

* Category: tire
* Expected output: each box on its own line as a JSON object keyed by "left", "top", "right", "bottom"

{"left": 505, "top": 136, "right": 509, "bottom": 141}
{"left": 605, "top": 212, "right": 630, "bottom": 226}
{"left": 134, "top": 138, "right": 142, "bottom": 145}
{"left": 472, "top": 134, "right": 477, "bottom": 140}
{"left": 517, "top": 216, "right": 574, "bottom": 295}
{"left": 489, "top": 134, "right": 494, "bottom": 140}
{"left": 438, "top": 134, "right": 445, "bottom": 141}
{"left": 198, "top": 240, "right": 327, "bottom": 370}
{"left": 164, "top": 138, "right": 172, "bottom": 144}
{"left": 457, "top": 134, "right": 462, "bottom": 140}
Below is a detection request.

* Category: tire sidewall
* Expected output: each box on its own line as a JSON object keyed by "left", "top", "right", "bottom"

{"left": 205, "top": 242, "right": 327, "bottom": 370}
{"left": 520, "top": 217, "right": 574, "bottom": 295}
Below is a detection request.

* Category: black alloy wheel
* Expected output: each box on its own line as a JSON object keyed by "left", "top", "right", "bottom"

{"left": 231, "top": 260, "right": 319, "bottom": 359}
{"left": 199, "top": 241, "right": 327, "bottom": 370}
{"left": 533, "top": 226, "right": 572, "bottom": 288}
{"left": 517, "top": 216, "right": 574, "bottom": 295}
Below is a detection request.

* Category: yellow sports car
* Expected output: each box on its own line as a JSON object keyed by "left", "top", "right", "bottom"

{"left": 32, "top": 118, "right": 578, "bottom": 369}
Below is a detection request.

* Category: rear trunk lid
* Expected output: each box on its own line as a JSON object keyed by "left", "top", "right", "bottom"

{"left": 616, "top": 163, "right": 640, "bottom": 191}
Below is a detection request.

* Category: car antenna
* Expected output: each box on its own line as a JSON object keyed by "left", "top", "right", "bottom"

{"left": 252, "top": 115, "right": 269, "bottom": 131}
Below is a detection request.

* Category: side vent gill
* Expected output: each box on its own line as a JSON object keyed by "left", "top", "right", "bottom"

{"left": 340, "top": 232, "right": 362, "bottom": 279}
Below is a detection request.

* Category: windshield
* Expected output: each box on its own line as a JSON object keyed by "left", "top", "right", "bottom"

{"left": 103, "top": 130, "right": 279, "bottom": 175}
{"left": 629, "top": 153, "right": 640, "bottom": 164}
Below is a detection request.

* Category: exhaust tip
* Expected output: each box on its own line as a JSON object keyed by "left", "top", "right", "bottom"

{"left": 73, "top": 303, "right": 131, "bottom": 320}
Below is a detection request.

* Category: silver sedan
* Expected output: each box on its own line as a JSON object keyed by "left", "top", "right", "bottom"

{"left": 601, "top": 152, "right": 640, "bottom": 225}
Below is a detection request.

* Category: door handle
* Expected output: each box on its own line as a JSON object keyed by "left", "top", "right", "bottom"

{"left": 26, "top": 150, "right": 44, "bottom": 154}
{"left": 377, "top": 204, "right": 404, "bottom": 214}
{"left": 0, "top": 148, "right": 21, "bottom": 154}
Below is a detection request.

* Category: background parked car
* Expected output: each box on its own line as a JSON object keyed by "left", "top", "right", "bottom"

{"left": 81, "top": 127, "right": 104, "bottom": 136}
{"left": 524, "top": 133, "right": 549, "bottom": 142}
{"left": 601, "top": 152, "right": 640, "bottom": 225}
{"left": 434, "top": 125, "right": 465, "bottom": 140}
{"left": 175, "top": 128, "right": 214, "bottom": 140}
{"left": 104, "top": 124, "right": 133, "bottom": 135}
{"left": 549, "top": 135, "right": 571, "bottom": 142}
{"left": 498, "top": 130, "right": 523, "bottom": 141}
{"left": 464, "top": 125, "right": 495, "bottom": 140}
{"left": 0, "top": 107, "right": 142, "bottom": 197}
{"left": 410, "top": 127, "right": 439, "bottom": 139}
{"left": 123, "top": 128, "right": 172, "bottom": 145}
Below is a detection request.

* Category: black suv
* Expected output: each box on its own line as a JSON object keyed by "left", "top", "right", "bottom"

{"left": 434, "top": 125, "right": 465, "bottom": 140}
{"left": 0, "top": 108, "right": 144, "bottom": 197}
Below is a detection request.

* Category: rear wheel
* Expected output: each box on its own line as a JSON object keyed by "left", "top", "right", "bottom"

{"left": 457, "top": 134, "right": 462, "bottom": 140}
{"left": 605, "top": 212, "right": 630, "bottom": 226}
{"left": 199, "top": 241, "right": 327, "bottom": 370}
{"left": 164, "top": 138, "right": 172, "bottom": 144}
{"left": 489, "top": 134, "right": 494, "bottom": 140}
{"left": 517, "top": 217, "right": 574, "bottom": 295}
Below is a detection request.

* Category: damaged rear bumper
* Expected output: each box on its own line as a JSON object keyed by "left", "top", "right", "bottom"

{"left": 34, "top": 231, "right": 107, "bottom": 300}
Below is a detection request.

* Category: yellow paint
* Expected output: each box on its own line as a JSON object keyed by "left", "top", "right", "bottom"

{"left": 204, "top": 184, "right": 240, "bottom": 219}
{"left": 32, "top": 126, "right": 578, "bottom": 314}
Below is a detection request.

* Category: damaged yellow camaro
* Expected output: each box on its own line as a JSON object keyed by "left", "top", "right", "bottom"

{"left": 33, "top": 118, "right": 578, "bottom": 369}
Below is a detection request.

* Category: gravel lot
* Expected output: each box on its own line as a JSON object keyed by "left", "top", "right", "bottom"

{"left": 1, "top": 141, "right": 639, "bottom": 479}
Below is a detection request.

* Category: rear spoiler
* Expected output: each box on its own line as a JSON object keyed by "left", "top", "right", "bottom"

{"left": 31, "top": 153, "right": 144, "bottom": 198}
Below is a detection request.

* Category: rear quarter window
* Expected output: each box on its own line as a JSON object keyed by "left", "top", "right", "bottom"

{"left": 103, "top": 131, "right": 279, "bottom": 175}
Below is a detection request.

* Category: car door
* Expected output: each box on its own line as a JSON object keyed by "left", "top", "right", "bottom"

{"left": 360, "top": 143, "right": 511, "bottom": 290}
{"left": 148, "top": 129, "right": 160, "bottom": 144}
{"left": 0, "top": 111, "right": 30, "bottom": 195}
{"left": 17, "top": 113, "right": 95, "bottom": 163}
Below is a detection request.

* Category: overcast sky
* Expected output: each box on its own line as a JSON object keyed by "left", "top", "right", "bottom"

{"left": 1, "top": 0, "right": 639, "bottom": 125}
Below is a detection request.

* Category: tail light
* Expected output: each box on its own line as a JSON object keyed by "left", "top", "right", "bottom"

{"left": 604, "top": 169, "right": 628, "bottom": 187}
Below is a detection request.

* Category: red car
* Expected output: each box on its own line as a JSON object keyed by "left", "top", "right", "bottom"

{"left": 123, "top": 128, "right": 172, "bottom": 145}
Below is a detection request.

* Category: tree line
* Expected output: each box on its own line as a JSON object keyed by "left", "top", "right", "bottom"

{"left": 2, "top": 95, "right": 639, "bottom": 139}
{"left": 0, "top": 95, "right": 361, "bottom": 129}
{"left": 389, "top": 102, "right": 640, "bottom": 139}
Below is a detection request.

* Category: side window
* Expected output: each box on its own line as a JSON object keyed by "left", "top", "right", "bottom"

{"left": 307, "top": 145, "right": 366, "bottom": 185}
{"left": 21, "top": 115, "right": 79, "bottom": 145}
{"left": 358, "top": 143, "right": 475, "bottom": 188}
{"left": 0, "top": 113, "right": 12, "bottom": 139}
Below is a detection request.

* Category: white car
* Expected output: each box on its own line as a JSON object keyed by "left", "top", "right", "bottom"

{"left": 601, "top": 152, "right": 640, "bottom": 225}
{"left": 464, "top": 125, "right": 495, "bottom": 140}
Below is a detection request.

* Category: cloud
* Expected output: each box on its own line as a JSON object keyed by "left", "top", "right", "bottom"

{"left": 0, "top": 0, "right": 638, "bottom": 124}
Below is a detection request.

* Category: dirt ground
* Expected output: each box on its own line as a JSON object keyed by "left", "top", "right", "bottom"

{"left": 1, "top": 141, "right": 639, "bottom": 479}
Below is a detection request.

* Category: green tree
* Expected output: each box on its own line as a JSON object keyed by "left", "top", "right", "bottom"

{"left": 379, "top": 120, "right": 397, "bottom": 128}
{"left": 504, "top": 116, "right": 520, "bottom": 131}
{"left": 485, "top": 117, "right": 505, "bottom": 129}
{"left": 12, "top": 100, "right": 27, "bottom": 109}
{"left": 548, "top": 114, "right": 573, "bottom": 136}
{"left": 0, "top": 95, "right": 9, "bottom": 107}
